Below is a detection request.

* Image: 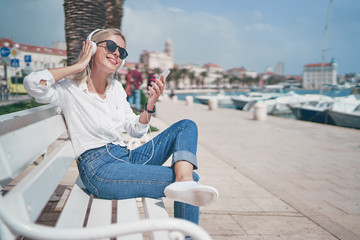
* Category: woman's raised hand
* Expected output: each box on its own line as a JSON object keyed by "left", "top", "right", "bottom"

{"left": 75, "top": 40, "right": 93, "bottom": 73}
{"left": 48, "top": 40, "right": 93, "bottom": 82}
{"left": 147, "top": 74, "right": 166, "bottom": 104}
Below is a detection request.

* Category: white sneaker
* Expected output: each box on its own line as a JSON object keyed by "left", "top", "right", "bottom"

{"left": 164, "top": 181, "right": 218, "bottom": 207}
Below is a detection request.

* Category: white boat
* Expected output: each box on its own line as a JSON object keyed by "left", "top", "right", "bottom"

{"left": 231, "top": 85, "right": 285, "bottom": 111}
{"left": 327, "top": 106, "right": 360, "bottom": 129}
{"left": 288, "top": 96, "right": 335, "bottom": 124}
{"left": 289, "top": 86, "right": 360, "bottom": 127}
{"left": 266, "top": 93, "right": 331, "bottom": 115}
{"left": 195, "top": 91, "right": 233, "bottom": 106}
{"left": 327, "top": 86, "right": 360, "bottom": 129}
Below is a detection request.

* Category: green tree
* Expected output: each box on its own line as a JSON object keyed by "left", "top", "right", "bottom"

{"left": 200, "top": 71, "right": 207, "bottom": 86}
{"left": 189, "top": 72, "right": 196, "bottom": 88}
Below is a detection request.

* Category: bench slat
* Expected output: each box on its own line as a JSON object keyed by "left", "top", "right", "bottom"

{"left": 56, "top": 183, "right": 91, "bottom": 228}
{"left": 87, "top": 198, "right": 112, "bottom": 227}
{"left": 143, "top": 198, "right": 170, "bottom": 240}
{"left": 116, "top": 199, "right": 142, "bottom": 240}
{"left": 4, "top": 141, "right": 75, "bottom": 222}
{"left": 86, "top": 198, "right": 112, "bottom": 240}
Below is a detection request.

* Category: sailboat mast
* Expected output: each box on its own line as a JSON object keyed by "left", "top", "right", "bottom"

{"left": 321, "top": 0, "right": 333, "bottom": 88}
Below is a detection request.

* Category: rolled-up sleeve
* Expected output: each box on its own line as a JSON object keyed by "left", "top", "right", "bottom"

{"left": 123, "top": 110, "right": 149, "bottom": 138}
{"left": 24, "top": 69, "right": 61, "bottom": 105}
{"left": 119, "top": 85, "right": 149, "bottom": 138}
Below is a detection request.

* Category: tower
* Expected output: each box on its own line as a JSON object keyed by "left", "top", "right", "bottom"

{"left": 276, "top": 61, "right": 284, "bottom": 75}
{"left": 165, "top": 38, "right": 173, "bottom": 57}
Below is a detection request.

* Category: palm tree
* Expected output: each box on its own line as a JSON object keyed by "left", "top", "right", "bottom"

{"left": 63, "top": 0, "right": 125, "bottom": 65}
{"left": 170, "top": 67, "right": 182, "bottom": 89}
{"left": 105, "top": 0, "right": 126, "bottom": 30}
{"left": 200, "top": 71, "right": 207, "bottom": 87}
{"left": 189, "top": 72, "right": 195, "bottom": 88}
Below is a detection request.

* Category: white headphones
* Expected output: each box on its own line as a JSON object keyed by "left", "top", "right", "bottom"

{"left": 87, "top": 29, "right": 126, "bottom": 71}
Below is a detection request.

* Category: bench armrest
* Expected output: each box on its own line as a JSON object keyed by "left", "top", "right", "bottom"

{"left": 0, "top": 200, "right": 211, "bottom": 240}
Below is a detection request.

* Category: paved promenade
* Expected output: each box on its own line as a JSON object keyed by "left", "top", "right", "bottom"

{"left": 154, "top": 97, "right": 360, "bottom": 240}
{"left": 0, "top": 94, "right": 31, "bottom": 106}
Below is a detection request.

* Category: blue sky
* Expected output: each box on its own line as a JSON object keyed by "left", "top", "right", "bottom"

{"left": 1, "top": 0, "right": 359, "bottom": 75}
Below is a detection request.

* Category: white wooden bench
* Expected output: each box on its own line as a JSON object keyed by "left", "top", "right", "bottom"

{"left": 0, "top": 104, "right": 211, "bottom": 240}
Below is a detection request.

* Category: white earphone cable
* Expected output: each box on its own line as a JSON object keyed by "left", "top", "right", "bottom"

{"left": 141, "top": 109, "right": 155, "bottom": 165}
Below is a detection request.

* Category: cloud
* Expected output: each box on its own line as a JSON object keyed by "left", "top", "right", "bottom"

{"left": 168, "top": 7, "right": 182, "bottom": 13}
{"left": 122, "top": 2, "right": 301, "bottom": 73}
{"left": 123, "top": 4, "right": 239, "bottom": 69}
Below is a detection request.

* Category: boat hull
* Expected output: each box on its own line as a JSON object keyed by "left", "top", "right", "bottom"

{"left": 327, "top": 110, "right": 360, "bottom": 129}
{"left": 231, "top": 98, "right": 249, "bottom": 110}
{"left": 289, "top": 106, "right": 335, "bottom": 125}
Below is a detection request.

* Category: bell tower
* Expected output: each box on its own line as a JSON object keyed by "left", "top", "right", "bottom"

{"left": 165, "top": 38, "right": 173, "bottom": 57}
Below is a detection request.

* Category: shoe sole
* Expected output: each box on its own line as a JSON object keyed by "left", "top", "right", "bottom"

{"left": 164, "top": 187, "right": 218, "bottom": 207}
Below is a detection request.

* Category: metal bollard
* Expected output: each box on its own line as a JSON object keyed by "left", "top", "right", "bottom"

{"left": 253, "top": 101, "right": 267, "bottom": 121}
{"left": 185, "top": 96, "right": 193, "bottom": 106}
{"left": 208, "top": 98, "right": 218, "bottom": 110}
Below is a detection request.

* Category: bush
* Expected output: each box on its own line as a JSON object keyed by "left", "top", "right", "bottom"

{"left": 0, "top": 98, "right": 44, "bottom": 115}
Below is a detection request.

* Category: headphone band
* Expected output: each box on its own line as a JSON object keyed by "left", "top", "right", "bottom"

{"left": 87, "top": 29, "right": 103, "bottom": 41}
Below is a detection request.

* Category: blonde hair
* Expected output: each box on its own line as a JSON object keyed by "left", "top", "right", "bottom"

{"left": 72, "top": 28, "right": 126, "bottom": 84}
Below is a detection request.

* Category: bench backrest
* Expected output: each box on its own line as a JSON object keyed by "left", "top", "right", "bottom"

{"left": 0, "top": 104, "right": 76, "bottom": 239}
{"left": 0, "top": 104, "right": 68, "bottom": 188}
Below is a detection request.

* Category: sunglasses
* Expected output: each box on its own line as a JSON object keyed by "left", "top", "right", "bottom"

{"left": 97, "top": 40, "right": 128, "bottom": 60}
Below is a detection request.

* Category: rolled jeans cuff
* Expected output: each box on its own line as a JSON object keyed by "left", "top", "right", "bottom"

{"left": 172, "top": 150, "right": 198, "bottom": 170}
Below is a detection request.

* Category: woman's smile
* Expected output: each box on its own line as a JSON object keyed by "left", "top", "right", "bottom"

{"left": 107, "top": 57, "right": 118, "bottom": 65}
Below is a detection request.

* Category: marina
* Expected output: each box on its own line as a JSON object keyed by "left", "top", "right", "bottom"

{"left": 173, "top": 86, "right": 359, "bottom": 129}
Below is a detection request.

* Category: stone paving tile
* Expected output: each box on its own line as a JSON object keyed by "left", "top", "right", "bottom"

{"left": 212, "top": 236, "right": 282, "bottom": 240}
{"left": 200, "top": 213, "right": 246, "bottom": 236}
{"left": 206, "top": 196, "right": 263, "bottom": 213}
{"left": 250, "top": 197, "right": 296, "bottom": 212}
{"left": 332, "top": 188, "right": 360, "bottom": 200}
{"left": 332, "top": 215, "right": 360, "bottom": 236}
{"left": 326, "top": 199, "right": 360, "bottom": 214}
{"left": 233, "top": 215, "right": 329, "bottom": 235}
{"left": 278, "top": 234, "right": 339, "bottom": 240}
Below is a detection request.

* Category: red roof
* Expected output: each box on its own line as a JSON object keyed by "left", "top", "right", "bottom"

{"left": 203, "top": 63, "right": 221, "bottom": 68}
{"left": 0, "top": 38, "right": 67, "bottom": 56}
{"left": 286, "top": 75, "right": 302, "bottom": 81}
{"left": 228, "top": 67, "right": 246, "bottom": 72}
{"left": 305, "top": 63, "right": 331, "bottom": 67}
{"left": 264, "top": 71, "right": 275, "bottom": 75}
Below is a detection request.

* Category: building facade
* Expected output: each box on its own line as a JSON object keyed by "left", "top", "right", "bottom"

{"left": 302, "top": 58, "right": 337, "bottom": 89}
{"left": 227, "top": 67, "right": 258, "bottom": 79}
{"left": 0, "top": 38, "right": 67, "bottom": 85}
{"left": 139, "top": 38, "right": 174, "bottom": 70}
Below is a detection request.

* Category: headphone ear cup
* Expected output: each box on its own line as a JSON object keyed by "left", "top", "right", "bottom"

{"left": 87, "top": 29, "right": 102, "bottom": 56}
{"left": 90, "top": 41, "right": 97, "bottom": 56}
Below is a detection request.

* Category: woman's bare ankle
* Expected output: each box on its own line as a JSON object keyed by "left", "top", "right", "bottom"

{"left": 175, "top": 176, "right": 193, "bottom": 182}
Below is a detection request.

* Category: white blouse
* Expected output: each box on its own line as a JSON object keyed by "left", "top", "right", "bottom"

{"left": 24, "top": 69, "right": 149, "bottom": 158}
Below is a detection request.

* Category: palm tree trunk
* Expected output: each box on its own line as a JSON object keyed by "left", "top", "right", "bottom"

{"left": 105, "top": 0, "right": 125, "bottom": 30}
{"left": 63, "top": 0, "right": 125, "bottom": 66}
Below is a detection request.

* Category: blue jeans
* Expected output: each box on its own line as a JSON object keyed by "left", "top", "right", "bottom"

{"left": 128, "top": 89, "right": 141, "bottom": 110}
{"left": 77, "top": 119, "right": 200, "bottom": 224}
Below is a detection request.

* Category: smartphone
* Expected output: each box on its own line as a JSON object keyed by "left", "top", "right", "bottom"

{"left": 148, "top": 69, "right": 170, "bottom": 95}
{"left": 160, "top": 69, "right": 171, "bottom": 79}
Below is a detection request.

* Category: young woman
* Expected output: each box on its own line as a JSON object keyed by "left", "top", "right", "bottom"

{"left": 24, "top": 28, "right": 218, "bottom": 225}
